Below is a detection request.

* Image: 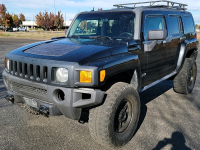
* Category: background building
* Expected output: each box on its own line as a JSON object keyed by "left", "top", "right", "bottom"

{"left": 22, "top": 20, "right": 72, "bottom": 30}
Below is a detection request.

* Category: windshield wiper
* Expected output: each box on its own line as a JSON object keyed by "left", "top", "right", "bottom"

{"left": 89, "top": 36, "right": 113, "bottom": 40}
{"left": 68, "top": 35, "right": 80, "bottom": 39}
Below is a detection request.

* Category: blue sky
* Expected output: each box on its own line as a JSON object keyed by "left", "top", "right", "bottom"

{"left": 2, "top": 0, "right": 200, "bottom": 24}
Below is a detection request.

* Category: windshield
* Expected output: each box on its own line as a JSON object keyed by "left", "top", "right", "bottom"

{"left": 68, "top": 11, "right": 135, "bottom": 40}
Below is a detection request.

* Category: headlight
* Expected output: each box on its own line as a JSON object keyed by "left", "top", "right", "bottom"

{"left": 56, "top": 68, "right": 68, "bottom": 83}
{"left": 6, "top": 58, "right": 9, "bottom": 71}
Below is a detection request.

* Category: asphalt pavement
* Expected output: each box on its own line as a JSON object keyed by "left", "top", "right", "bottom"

{"left": 0, "top": 38, "right": 199, "bottom": 150}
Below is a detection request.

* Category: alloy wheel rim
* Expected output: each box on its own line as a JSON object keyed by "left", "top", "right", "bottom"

{"left": 188, "top": 64, "right": 196, "bottom": 89}
{"left": 114, "top": 99, "right": 132, "bottom": 133}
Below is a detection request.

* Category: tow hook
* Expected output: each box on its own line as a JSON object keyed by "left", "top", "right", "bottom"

{"left": 4, "top": 94, "right": 14, "bottom": 103}
{"left": 39, "top": 105, "right": 49, "bottom": 117}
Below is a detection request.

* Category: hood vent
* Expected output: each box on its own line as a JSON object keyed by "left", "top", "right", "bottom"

{"left": 24, "top": 43, "right": 82, "bottom": 57}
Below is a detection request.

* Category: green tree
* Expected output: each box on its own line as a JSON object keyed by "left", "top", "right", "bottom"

{"left": 12, "top": 14, "right": 19, "bottom": 27}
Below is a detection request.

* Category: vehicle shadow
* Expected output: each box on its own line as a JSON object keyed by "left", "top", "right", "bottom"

{"left": 152, "top": 131, "right": 191, "bottom": 150}
{"left": 80, "top": 80, "right": 174, "bottom": 128}
{"left": 135, "top": 80, "right": 173, "bottom": 134}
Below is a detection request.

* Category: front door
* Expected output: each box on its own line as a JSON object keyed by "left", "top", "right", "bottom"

{"left": 141, "top": 13, "right": 171, "bottom": 86}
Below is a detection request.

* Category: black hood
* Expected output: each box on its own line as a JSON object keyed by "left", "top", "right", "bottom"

{"left": 10, "top": 38, "right": 129, "bottom": 64}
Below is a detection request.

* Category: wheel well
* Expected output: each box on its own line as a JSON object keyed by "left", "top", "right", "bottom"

{"left": 100, "top": 70, "right": 134, "bottom": 91}
{"left": 186, "top": 49, "right": 196, "bottom": 59}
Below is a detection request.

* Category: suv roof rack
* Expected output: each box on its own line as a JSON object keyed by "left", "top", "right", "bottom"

{"left": 113, "top": 1, "right": 188, "bottom": 11}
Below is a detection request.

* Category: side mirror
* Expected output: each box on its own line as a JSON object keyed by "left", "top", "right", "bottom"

{"left": 148, "top": 29, "right": 167, "bottom": 40}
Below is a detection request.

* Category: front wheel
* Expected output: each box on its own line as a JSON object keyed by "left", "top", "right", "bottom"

{"left": 89, "top": 82, "right": 140, "bottom": 148}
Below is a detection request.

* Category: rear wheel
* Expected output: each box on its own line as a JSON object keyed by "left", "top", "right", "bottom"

{"left": 89, "top": 82, "right": 140, "bottom": 148}
{"left": 174, "top": 58, "right": 197, "bottom": 94}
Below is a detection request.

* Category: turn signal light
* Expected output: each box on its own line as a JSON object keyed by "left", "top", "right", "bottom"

{"left": 100, "top": 70, "right": 106, "bottom": 82}
{"left": 80, "top": 71, "right": 92, "bottom": 83}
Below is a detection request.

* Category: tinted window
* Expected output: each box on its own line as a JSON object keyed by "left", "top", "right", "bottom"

{"left": 144, "top": 16, "right": 166, "bottom": 39}
{"left": 68, "top": 12, "right": 135, "bottom": 40}
{"left": 184, "top": 17, "right": 195, "bottom": 33}
{"left": 169, "top": 16, "right": 181, "bottom": 34}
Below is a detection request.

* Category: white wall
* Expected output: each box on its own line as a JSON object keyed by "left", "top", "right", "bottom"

{"left": 22, "top": 20, "right": 72, "bottom": 27}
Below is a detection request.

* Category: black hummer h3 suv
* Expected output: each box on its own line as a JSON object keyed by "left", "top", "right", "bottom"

{"left": 2, "top": 1, "right": 198, "bottom": 148}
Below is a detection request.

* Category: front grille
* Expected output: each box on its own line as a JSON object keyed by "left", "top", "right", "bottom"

{"left": 8, "top": 59, "right": 49, "bottom": 83}
{"left": 11, "top": 82, "right": 47, "bottom": 95}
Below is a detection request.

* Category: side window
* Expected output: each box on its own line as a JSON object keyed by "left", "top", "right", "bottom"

{"left": 144, "top": 16, "right": 166, "bottom": 39}
{"left": 168, "top": 16, "right": 182, "bottom": 34}
{"left": 184, "top": 16, "right": 195, "bottom": 34}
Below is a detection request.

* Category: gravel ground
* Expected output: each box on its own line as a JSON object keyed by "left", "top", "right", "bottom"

{"left": 0, "top": 38, "right": 199, "bottom": 150}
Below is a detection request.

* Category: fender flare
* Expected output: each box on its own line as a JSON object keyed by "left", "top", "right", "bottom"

{"left": 175, "top": 42, "right": 187, "bottom": 73}
{"left": 130, "top": 66, "right": 142, "bottom": 91}
{"left": 93, "top": 54, "right": 141, "bottom": 87}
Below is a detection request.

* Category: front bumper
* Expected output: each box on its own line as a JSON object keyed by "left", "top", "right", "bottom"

{"left": 2, "top": 70, "right": 105, "bottom": 120}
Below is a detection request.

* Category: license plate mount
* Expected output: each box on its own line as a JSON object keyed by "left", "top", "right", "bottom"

{"left": 23, "top": 97, "right": 38, "bottom": 109}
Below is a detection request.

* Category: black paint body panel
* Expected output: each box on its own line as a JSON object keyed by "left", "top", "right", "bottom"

{"left": 5, "top": 8, "right": 199, "bottom": 90}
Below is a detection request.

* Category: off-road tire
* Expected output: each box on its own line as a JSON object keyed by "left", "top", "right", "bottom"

{"left": 89, "top": 82, "right": 140, "bottom": 148}
{"left": 174, "top": 58, "right": 197, "bottom": 94}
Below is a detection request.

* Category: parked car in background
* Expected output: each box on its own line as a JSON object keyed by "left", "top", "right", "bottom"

{"left": 18, "top": 27, "right": 27, "bottom": 32}
{"left": 5, "top": 27, "right": 13, "bottom": 32}
{"left": 0, "top": 26, "right": 5, "bottom": 31}
{"left": 13, "top": 27, "right": 19, "bottom": 32}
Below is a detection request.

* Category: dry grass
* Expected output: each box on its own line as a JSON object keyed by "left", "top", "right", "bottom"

{"left": 0, "top": 31, "right": 65, "bottom": 40}
{"left": 1, "top": 31, "right": 200, "bottom": 41}
{"left": 197, "top": 33, "right": 200, "bottom": 42}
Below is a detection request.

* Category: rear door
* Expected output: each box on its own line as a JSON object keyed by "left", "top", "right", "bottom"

{"left": 167, "top": 14, "right": 184, "bottom": 72}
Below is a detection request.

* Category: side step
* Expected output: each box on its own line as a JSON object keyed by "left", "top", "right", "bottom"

{"left": 140, "top": 71, "right": 177, "bottom": 92}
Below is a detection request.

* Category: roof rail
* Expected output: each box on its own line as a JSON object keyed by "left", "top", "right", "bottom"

{"left": 113, "top": 1, "right": 188, "bottom": 11}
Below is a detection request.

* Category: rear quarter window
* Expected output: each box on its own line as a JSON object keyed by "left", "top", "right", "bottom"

{"left": 183, "top": 16, "right": 195, "bottom": 33}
